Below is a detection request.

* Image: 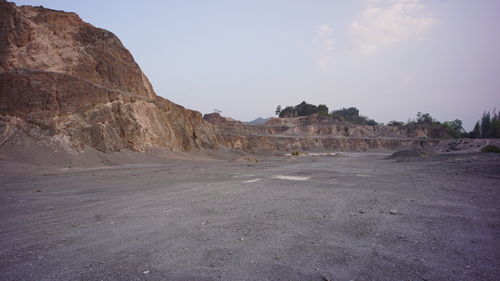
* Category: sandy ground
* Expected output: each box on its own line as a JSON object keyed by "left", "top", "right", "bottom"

{"left": 0, "top": 151, "right": 499, "bottom": 281}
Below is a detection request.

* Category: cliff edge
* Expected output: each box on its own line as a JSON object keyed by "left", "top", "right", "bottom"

{"left": 0, "top": 1, "right": 217, "bottom": 154}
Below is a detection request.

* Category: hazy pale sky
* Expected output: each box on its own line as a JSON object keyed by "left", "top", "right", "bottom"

{"left": 13, "top": 0, "right": 500, "bottom": 129}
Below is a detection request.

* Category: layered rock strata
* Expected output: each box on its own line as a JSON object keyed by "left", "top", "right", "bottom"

{"left": 0, "top": 1, "right": 462, "bottom": 156}
{"left": 204, "top": 113, "right": 449, "bottom": 151}
{"left": 0, "top": 1, "right": 216, "bottom": 152}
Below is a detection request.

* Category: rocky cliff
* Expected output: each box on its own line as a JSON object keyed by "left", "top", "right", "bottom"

{"left": 0, "top": 1, "right": 216, "bottom": 153}
{"left": 203, "top": 113, "right": 453, "bottom": 151}
{"left": 0, "top": 1, "right": 468, "bottom": 159}
{"left": 263, "top": 115, "right": 451, "bottom": 139}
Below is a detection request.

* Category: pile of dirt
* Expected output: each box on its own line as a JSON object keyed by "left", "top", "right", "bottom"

{"left": 387, "top": 148, "right": 434, "bottom": 160}
{"left": 424, "top": 139, "right": 500, "bottom": 154}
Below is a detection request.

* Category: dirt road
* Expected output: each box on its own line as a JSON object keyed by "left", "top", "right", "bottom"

{"left": 1, "top": 152, "right": 499, "bottom": 280}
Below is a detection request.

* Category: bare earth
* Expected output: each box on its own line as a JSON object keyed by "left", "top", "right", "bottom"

{"left": 0, "top": 152, "right": 499, "bottom": 281}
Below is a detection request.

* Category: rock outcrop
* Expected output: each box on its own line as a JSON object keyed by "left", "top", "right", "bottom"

{"left": 214, "top": 134, "right": 435, "bottom": 151}
{"left": 0, "top": 1, "right": 216, "bottom": 153}
{"left": 263, "top": 115, "right": 449, "bottom": 139}
{"left": 0, "top": 1, "right": 469, "bottom": 159}
{"left": 204, "top": 112, "right": 453, "bottom": 151}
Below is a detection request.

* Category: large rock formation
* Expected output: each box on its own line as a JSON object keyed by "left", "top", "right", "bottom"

{"left": 0, "top": 1, "right": 216, "bottom": 153}
{"left": 203, "top": 112, "right": 453, "bottom": 151}
{"left": 0, "top": 1, "right": 469, "bottom": 159}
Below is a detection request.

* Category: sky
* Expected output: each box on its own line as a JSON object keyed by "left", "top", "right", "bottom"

{"left": 12, "top": 0, "right": 500, "bottom": 130}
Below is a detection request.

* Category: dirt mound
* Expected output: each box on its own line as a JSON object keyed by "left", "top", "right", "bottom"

{"left": 387, "top": 148, "right": 434, "bottom": 160}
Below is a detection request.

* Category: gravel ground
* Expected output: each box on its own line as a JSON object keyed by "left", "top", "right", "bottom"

{"left": 0, "top": 152, "right": 499, "bottom": 281}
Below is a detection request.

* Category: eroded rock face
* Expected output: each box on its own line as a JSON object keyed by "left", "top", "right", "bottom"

{"left": 0, "top": 1, "right": 454, "bottom": 157}
{"left": 204, "top": 112, "right": 451, "bottom": 151}
{"left": 214, "top": 134, "right": 434, "bottom": 151}
{"left": 263, "top": 115, "right": 449, "bottom": 139}
{"left": 0, "top": 1, "right": 155, "bottom": 98}
{"left": 0, "top": 1, "right": 217, "bottom": 152}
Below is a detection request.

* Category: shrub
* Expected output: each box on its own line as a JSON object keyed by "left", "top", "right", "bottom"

{"left": 388, "top": 120, "right": 404, "bottom": 126}
{"left": 291, "top": 151, "right": 300, "bottom": 156}
{"left": 480, "top": 145, "right": 500, "bottom": 153}
{"left": 442, "top": 119, "right": 466, "bottom": 138}
{"left": 278, "top": 101, "right": 319, "bottom": 118}
{"left": 331, "top": 107, "right": 378, "bottom": 126}
{"left": 318, "top": 104, "right": 329, "bottom": 115}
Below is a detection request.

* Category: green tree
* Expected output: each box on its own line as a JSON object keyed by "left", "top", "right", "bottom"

{"left": 332, "top": 107, "right": 360, "bottom": 118}
{"left": 279, "top": 106, "right": 295, "bottom": 118}
{"left": 331, "top": 107, "right": 377, "bottom": 126}
{"left": 296, "top": 101, "right": 318, "bottom": 116}
{"left": 490, "top": 120, "right": 500, "bottom": 138}
{"left": 481, "top": 111, "right": 491, "bottom": 138}
{"left": 470, "top": 121, "right": 481, "bottom": 138}
{"left": 275, "top": 105, "right": 282, "bottom": 116}
{"left": 388, "top": 120, "right": 404, "bottom": 126}
{"left": 278, "top": 101, "right": 319, "bottom": 118}
{"left": 443, "top": 119, "right": 465, "bottom": 138}
{"left": 492, "top": 109, "right": 498, "bottom": 121}
{"left": 490, "top": 109, "right": 500, "bottom": 138}
{"left": 416, "top": 112, "right": 436, "bottom": 125}
{"left": 318, "top": 104, "right": 329, "bottom": 115}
